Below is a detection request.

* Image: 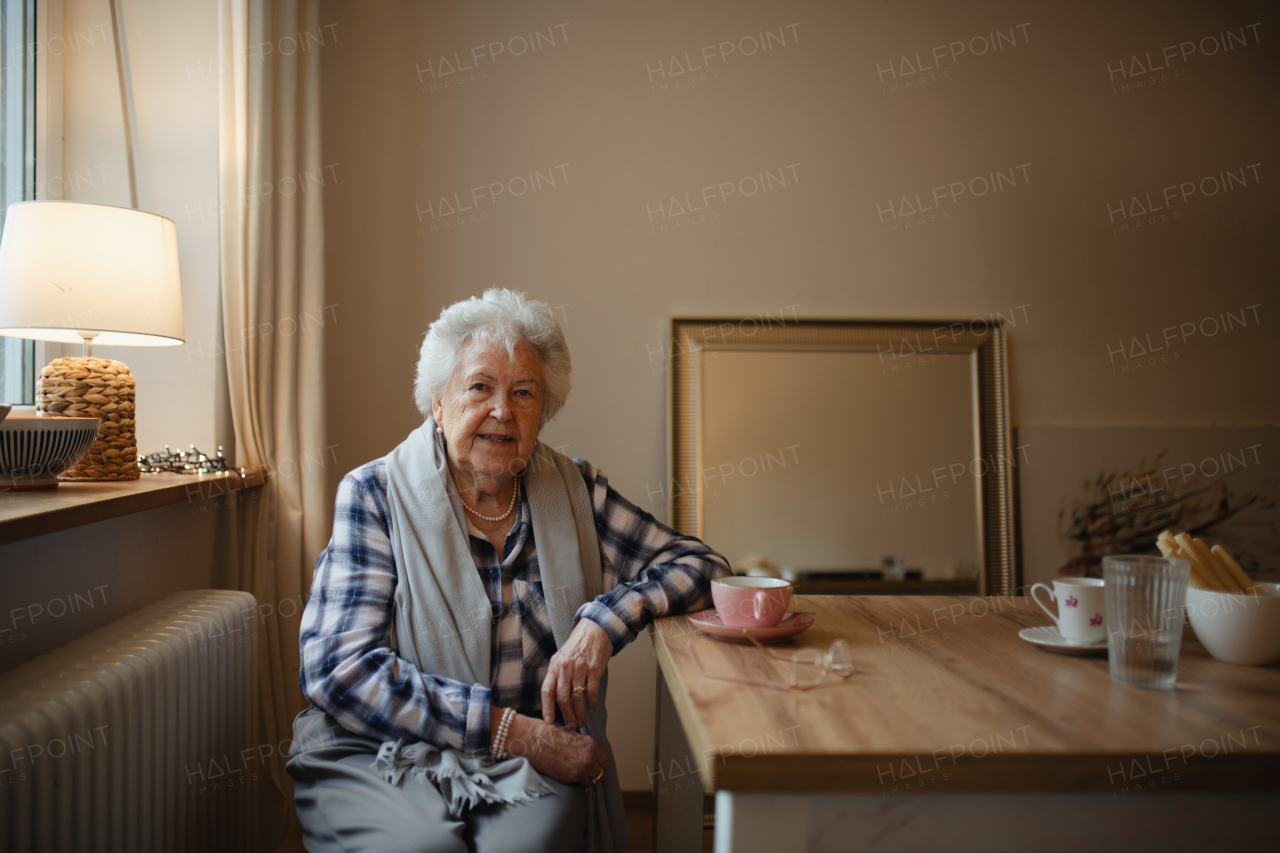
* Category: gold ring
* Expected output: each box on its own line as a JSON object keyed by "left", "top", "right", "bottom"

{"left": 593, "top": 769, "right": 604, "bottom": 783}
{"left": 572, "top": 686, "right": 587, "bottom": 695}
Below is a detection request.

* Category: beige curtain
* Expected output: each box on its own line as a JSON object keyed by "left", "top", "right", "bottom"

{"left": 218, "top": 0, "right": 328, "bottom": 810}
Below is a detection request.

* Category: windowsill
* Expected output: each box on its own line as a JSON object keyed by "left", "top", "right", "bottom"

{"left": 0, "top": 470, "right": 267, "bottom": 546}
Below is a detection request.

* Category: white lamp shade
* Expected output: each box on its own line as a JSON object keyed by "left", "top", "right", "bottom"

{"left": 0, "top": 201, "right": 184, "bottom": 346}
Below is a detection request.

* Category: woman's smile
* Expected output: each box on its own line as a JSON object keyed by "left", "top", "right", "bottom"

{"left": 432, "top": 340, "right": 546, "bottom": 490}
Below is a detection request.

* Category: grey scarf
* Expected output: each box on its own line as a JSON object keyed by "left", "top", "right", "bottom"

{"left": 379, "top": 418, "right": 628, "bottom": 853}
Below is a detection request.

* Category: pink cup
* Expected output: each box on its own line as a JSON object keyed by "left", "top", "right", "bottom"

{"left": 712, "top": 576, "right": 793, "bottom": 628}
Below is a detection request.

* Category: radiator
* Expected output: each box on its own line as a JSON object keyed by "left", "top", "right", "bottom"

{"left": 0, "top": 589, "right": 259, "bottom": 853}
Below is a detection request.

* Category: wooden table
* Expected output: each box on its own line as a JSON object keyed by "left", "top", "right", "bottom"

{"left": 648, "top": 595, "right": 1280, "bottom": 853}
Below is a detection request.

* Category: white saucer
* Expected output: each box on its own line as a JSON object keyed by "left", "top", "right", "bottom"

{"left": 1019, "top": 626, "right": 1107, "bottom": 656}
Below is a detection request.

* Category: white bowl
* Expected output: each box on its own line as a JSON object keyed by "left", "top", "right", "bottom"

{"left": 1185, "top": 583, "right": 1280, "bottom": 666}
{"left": 0, "top": 416, "right": 102, "bottom": 489}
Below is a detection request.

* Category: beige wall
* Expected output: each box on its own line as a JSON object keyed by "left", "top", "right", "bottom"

{"left": 0, "top": 499, "right": 240, "bottom": 669}
{"left": 320, "top": 0, "right": 1278, "bottom": 789}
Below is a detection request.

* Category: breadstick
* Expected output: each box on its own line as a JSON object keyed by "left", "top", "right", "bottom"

{"left": 1181, "top": 547, "right": 1214, "bottom": 590}
{"left": 1180, "top": 534, "right": 1235, "bottom": 592}
{"left": 1167, "top": 531, "right": 1208, "bottom": 585}
{"left": 1189, "top": 536, "right": 1245, "bottom": 594}
{"left": 1210, "top": 544, "right": 1255, "bottom": 595}
{"left": 1159, "top": 530, "right": 1211, "bottom": 588}
{"left": 1175, "top": 533, "right": 1240, "bottom": 593}
{"left": 1166, "top": 531, "right": 1215, "bottom": 589}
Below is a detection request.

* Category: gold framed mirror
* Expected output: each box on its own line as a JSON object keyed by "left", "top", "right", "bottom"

{"left": 669, "top": 318, "right": 1018, "bottom": 596}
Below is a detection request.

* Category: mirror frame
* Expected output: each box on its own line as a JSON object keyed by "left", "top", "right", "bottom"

{"left": 669, "top": 318, "right": 1019, "bottom": 596}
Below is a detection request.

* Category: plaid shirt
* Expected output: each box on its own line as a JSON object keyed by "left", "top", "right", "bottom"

{"left": 299, "top": 456, "right": 730, "bottom": 754}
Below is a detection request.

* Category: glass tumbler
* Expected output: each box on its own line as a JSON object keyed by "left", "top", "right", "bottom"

{"left": 1103, "top": 555, "right": 1190, "bottom": 689}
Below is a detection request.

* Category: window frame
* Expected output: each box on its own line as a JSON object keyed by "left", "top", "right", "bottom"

{"left": 1, "top": 0, "right": 62, "bottom": 406}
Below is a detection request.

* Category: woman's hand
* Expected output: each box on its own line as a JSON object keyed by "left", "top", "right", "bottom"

{"left": 506, "top": 713, "right": 610, "bottom": 786}
{"left": 541, "top": 619, "right": 612, "bottom": 729}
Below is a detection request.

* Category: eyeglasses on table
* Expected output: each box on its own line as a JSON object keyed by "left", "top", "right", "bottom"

{"left": 689, "top": 631, "right": 855, "bottom": 692}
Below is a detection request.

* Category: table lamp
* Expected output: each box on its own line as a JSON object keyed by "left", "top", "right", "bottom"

{"left": 0, "top": 201, "right": 184, "bottom": 481}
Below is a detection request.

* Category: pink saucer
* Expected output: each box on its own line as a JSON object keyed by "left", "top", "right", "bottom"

{"left": 687, "top": 610, "right": 814, "bottom": 644}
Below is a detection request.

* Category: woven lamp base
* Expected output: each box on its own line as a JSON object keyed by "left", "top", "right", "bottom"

{"left": 37, "top": 356, "right": 140, "bottom": 481}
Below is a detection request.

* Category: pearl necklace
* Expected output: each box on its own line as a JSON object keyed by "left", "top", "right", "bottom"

{"left": 461, "top": 477, "right": 520, "bottom": 522}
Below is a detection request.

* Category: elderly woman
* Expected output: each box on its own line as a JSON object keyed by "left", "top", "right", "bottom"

{"left": 288, "top": 289, "right": 730, "bottom": 852}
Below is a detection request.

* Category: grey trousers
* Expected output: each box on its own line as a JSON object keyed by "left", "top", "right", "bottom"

{"left": 287, "top": 708, "right": 587, "bottom": 853}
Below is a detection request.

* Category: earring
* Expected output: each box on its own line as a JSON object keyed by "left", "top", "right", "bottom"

{"left": 436, "top": 426, "right": 443, "bottom": 434}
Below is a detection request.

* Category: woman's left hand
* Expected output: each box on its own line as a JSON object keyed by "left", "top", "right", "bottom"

{"left": 542, "top": 619, "right": 612, "bottom": 729}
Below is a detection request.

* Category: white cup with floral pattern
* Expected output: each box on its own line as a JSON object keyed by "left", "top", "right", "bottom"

{"left": 1030, "top": 578, "right": 1106, "bottom": 644}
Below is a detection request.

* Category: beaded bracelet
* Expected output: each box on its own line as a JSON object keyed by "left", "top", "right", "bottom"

{"left": 491, "top": 707, "right": 516, "bottom": 759}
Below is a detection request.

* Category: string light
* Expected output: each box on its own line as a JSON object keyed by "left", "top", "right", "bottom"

{"left": 139, "top": 444, "right": 234, "bottom": 475}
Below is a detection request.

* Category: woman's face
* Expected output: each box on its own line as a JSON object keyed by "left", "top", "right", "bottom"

{"left": 432, "top": 340, "right": 544, "bottom": 482}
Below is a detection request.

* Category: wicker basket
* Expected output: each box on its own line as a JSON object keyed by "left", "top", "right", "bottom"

{"left": 37, "top": 356, "right": 139, "bottom": 481}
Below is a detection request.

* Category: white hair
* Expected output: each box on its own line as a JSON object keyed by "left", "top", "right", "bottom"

{"left": 414, "top": 288, "right": 572, "bottom": 425}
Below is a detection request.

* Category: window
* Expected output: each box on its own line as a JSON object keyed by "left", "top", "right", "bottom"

{"left": 0, "top": 0, "right": 36, "bottom": 405}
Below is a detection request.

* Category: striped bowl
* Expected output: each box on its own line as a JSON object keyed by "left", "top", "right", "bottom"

{"left": 0, "top": 416, "right": 102, "bottom": 489}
